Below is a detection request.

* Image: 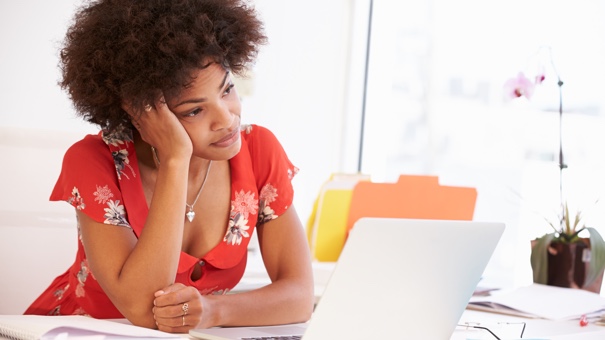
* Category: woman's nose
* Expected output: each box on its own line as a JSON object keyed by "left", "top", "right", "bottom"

{"left": 210, "top": 101, "right": 234, "bottom": 131}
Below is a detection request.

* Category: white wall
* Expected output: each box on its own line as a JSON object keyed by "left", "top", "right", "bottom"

{"left": 241, "top": 0, "right": 359, "bottom": 221}
{"left": 0, "top": 1, "right": 98, "bottom": 133}
{"left": 0, "top": 0, "right": 358, "bottom": 313}
{"left": 0, "top": 0, "right": 358, "bottom": 222}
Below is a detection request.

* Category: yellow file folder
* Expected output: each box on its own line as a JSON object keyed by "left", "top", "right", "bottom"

{"left": 306, "top": 173, "right": 370, "bottom": 262}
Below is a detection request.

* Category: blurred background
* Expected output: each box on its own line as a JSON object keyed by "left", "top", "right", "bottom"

{"left": 1, "top": 0, "right": 605, "bottom": 312}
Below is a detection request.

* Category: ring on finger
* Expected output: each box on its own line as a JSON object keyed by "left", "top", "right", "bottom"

{"left": 144, "top": 104, "right": 153, "bottom": 112}
{"left": 182, "top": 302, "right": 189, "bottom": 316}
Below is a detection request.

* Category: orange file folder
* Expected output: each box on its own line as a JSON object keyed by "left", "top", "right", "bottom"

{"left": 345, "top": 175, "right": 477, "bottom": 237}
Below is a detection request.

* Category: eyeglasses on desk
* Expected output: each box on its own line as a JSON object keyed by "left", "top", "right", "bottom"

{"left": 457, "top": 321, "right": 526, "bottom": 339}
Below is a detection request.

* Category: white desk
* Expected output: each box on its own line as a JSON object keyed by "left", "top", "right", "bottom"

{"left": 452, "top": 309, "right": 605, "bottom": 339}
{"left": 2, "top": 309, "right": 603, "bottom": 340}
{"left": 234, "top": 261, "right": 605, "bottom": 339}
{"left": 178, "top": 310, "right": 605, "bottom": 339}
{"left": 4, "top": 262, "right": 603, "bottom": 340}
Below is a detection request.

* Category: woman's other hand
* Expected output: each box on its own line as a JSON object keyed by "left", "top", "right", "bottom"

{"left": 152, "top": 283, "right": 215, "bottom": 332}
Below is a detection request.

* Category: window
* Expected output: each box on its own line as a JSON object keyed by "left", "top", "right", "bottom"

{"left": 352, "top": 0, "right": 605, "bottom": 287}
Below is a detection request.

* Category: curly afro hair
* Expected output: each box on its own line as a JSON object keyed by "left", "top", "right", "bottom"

{"left": 60, "top": 0, "right": 267, "bottom": 131}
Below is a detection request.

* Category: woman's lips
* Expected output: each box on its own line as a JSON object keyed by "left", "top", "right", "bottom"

{"left": 212, "top": 128, "right": 240, "bottom": 147}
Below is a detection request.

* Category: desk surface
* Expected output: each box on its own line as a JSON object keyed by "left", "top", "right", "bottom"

{"left": 452, "top": 309, "right": 605, "bottom": 339}
{"left": 2, "top": 309, "right": 604, "bottom": 340}
{"left": 4, "top": 262, "right": 604, "bottom": 340}
{"left": 176, "top": 309, "right": 605, "bottom": 339}
{"left": 232, "top": 261, "right": 605, "bottom": 339}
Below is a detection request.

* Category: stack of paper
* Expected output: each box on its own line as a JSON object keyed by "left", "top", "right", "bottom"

{"left": 467, "top": 284, "right": 605, "bottom": 320}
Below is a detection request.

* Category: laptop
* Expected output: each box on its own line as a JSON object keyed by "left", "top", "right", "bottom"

{"left": 190, "top": 217, "right": 505, "bottom": 340}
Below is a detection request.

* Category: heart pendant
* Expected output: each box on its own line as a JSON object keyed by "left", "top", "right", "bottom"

{"left": 186, "top": 210, "right": 195, "bottom": 222}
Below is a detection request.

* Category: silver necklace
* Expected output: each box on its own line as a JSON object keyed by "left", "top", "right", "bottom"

{"left": 151, "top": 146, "right": 212, "bottom": 222}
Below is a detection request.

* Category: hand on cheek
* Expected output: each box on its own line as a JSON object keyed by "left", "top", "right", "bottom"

{"left": 122, "top": 96, "right": 193, "bottom": 161}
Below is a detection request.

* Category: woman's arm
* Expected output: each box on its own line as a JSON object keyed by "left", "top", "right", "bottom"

{"left": 79, "top": 100, "right": 193, "bottom": 328}
{"left": 152, "top": 205, "right": 315, "bottom": 332}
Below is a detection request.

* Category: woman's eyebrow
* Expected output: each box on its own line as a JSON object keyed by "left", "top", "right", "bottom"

{"left": 174, "top": 71, "right": 231, "bottom": 108}
{"left": 219, "top": 71, "right": 230, "bottom": 89}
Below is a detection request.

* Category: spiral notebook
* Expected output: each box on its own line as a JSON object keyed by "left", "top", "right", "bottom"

{"left": 0, "top": 315, "right": 179, "bottom": 340}
{"left": 190, "top": 217, "right": 505, "bottom": 340}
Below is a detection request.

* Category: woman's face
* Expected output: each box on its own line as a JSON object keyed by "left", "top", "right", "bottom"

{"left": 165, "top": 63, "right": 242, "bottom": 161}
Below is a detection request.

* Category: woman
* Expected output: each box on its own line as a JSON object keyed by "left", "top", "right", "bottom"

{"left": 24, "top": 0, "right": 314, "bottom": 333}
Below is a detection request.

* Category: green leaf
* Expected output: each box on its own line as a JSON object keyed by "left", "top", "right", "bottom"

{"left": 584, "top": 227, "right": 605, "bottom": 288}
{"left": 564, "top": 203, "right": 571, "bottom": 234}
{"left": 573, "top": 210, "right": 582, "bottom": 232}
{"left": 530, "top": 233, "right": 556, "bottom": 284}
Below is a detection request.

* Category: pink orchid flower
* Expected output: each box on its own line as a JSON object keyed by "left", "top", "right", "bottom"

{"left": 503, "top": 72, "right": 536, "bottom": 99}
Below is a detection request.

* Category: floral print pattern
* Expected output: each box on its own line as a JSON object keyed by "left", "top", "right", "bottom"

{"left": 112, "top": 149, "right": 135, "bottom": 180}
{"left": 103, "top": 127, "right": 136, "bottom": 180}
{"left": 103, "top": 200, "right": 130, "bottom": 227}
{"left": 67, "top": 187, "right": 86, "bottom": 210}
{"left": 93, "top": 185, "right": 113, "bottom": 204}
{"left": 73, "top": 307, "right": 88, "bottom": 316}
{"left": 259, "top": 184, "right": 278, "bottom": 204}
{"left": 287, "top": 166, "right": 299, "bottom": 180}
{"left": 257, "top": 184, "right": 279, "bottom": 224}
{"left": 257, "top": 201, "right": 276, "bottom": 224}
{"left": 102, "top": 125, "right": 132, "bottom": 146}
{"left": 224, "top": 212, "right": 250, "bottom": 246}
{"left": 53, "top": 284, "right": 69, "bottom": 301}
{"left": 48, "top": 306, "right": 61, "bottom": 316}
{"left": 232, "top": 190, "right": 258, "bottom": 218}
{"left": 75, "top": 260, "right": 91, "bottom": 298}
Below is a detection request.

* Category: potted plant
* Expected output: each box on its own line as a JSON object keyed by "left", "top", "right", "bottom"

{"left": 530, "top": 203, "right": 605, "bottom": 293}
{"left": 504, "top": 47, "right": 605, "bottom": 293}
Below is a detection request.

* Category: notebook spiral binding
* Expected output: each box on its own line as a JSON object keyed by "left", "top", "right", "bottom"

{"left": 0, "top": 326, "right": 37, "bottom": 340}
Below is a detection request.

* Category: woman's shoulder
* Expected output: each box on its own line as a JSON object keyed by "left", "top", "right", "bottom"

{"left": 240, "top": 124, "right": 280, "bottom": 145}
{"left": 52, "top": 131, "right": 118, "bottom": 197}
{"left": 62, "top": 131, "right": 114, "bottom": 168}
{"left": 66, "top": 127, "right": 134, "bottom": 158}
{"left": 69, "top": 131, "right": 105, "bottom": 148}
{"left": 237, "top": 123, "right": 296, "bottom": 174}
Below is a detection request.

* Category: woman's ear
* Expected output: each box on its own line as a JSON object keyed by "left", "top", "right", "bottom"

{"left": 121, "top": 100, "right": 134, "bottom": 118}
{"left": 121, "top": 99, "right": 144, "bottom": 123}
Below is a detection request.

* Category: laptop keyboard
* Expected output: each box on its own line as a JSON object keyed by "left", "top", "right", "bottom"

{"left": 241, "top": 337, "right": 302, "bottom": 340}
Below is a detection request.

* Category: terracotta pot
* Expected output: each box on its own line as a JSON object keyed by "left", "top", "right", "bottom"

{"left": 532, "top": 238, "right": 603, "bottom": 293}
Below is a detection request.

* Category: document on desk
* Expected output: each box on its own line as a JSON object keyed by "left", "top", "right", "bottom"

{"left": 0, "top": 315, "right": 180, "bottom": 340}
{"left": 467, "top": 283, "right": 605, "bottom": 321}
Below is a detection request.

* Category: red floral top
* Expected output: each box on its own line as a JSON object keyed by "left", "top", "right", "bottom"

{"left": 24, "top": 124, "right": 298, "bottom": 318}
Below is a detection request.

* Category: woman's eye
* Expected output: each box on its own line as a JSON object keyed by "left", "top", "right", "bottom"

{"left": 223, "top": 83, "right": 235, "bottom": 96}
{"left": 184, "top": 108, "right": 202, "bottom": 117}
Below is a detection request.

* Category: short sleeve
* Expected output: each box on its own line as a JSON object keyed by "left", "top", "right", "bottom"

{"left": 243, "top": 125, "right": 299, "bottom": 223}
{"left": 50, "top": 133, "right": 132, "bottom": 228}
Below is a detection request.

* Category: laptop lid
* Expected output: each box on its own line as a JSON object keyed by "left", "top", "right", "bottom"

{"left": 190, "top": 218, "right": 505, "bottom": 340}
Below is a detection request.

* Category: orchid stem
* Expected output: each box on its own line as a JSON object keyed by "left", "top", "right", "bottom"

{"left": 558, "top": 78, "right": 565, "bottom": 231}
{"left": 544, "top": 45, "right": 566, "bottom": 230}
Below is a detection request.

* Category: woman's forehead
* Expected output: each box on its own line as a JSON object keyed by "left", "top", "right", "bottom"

{"left": 167, "top": 64, "right": 229, "bottom": 102}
